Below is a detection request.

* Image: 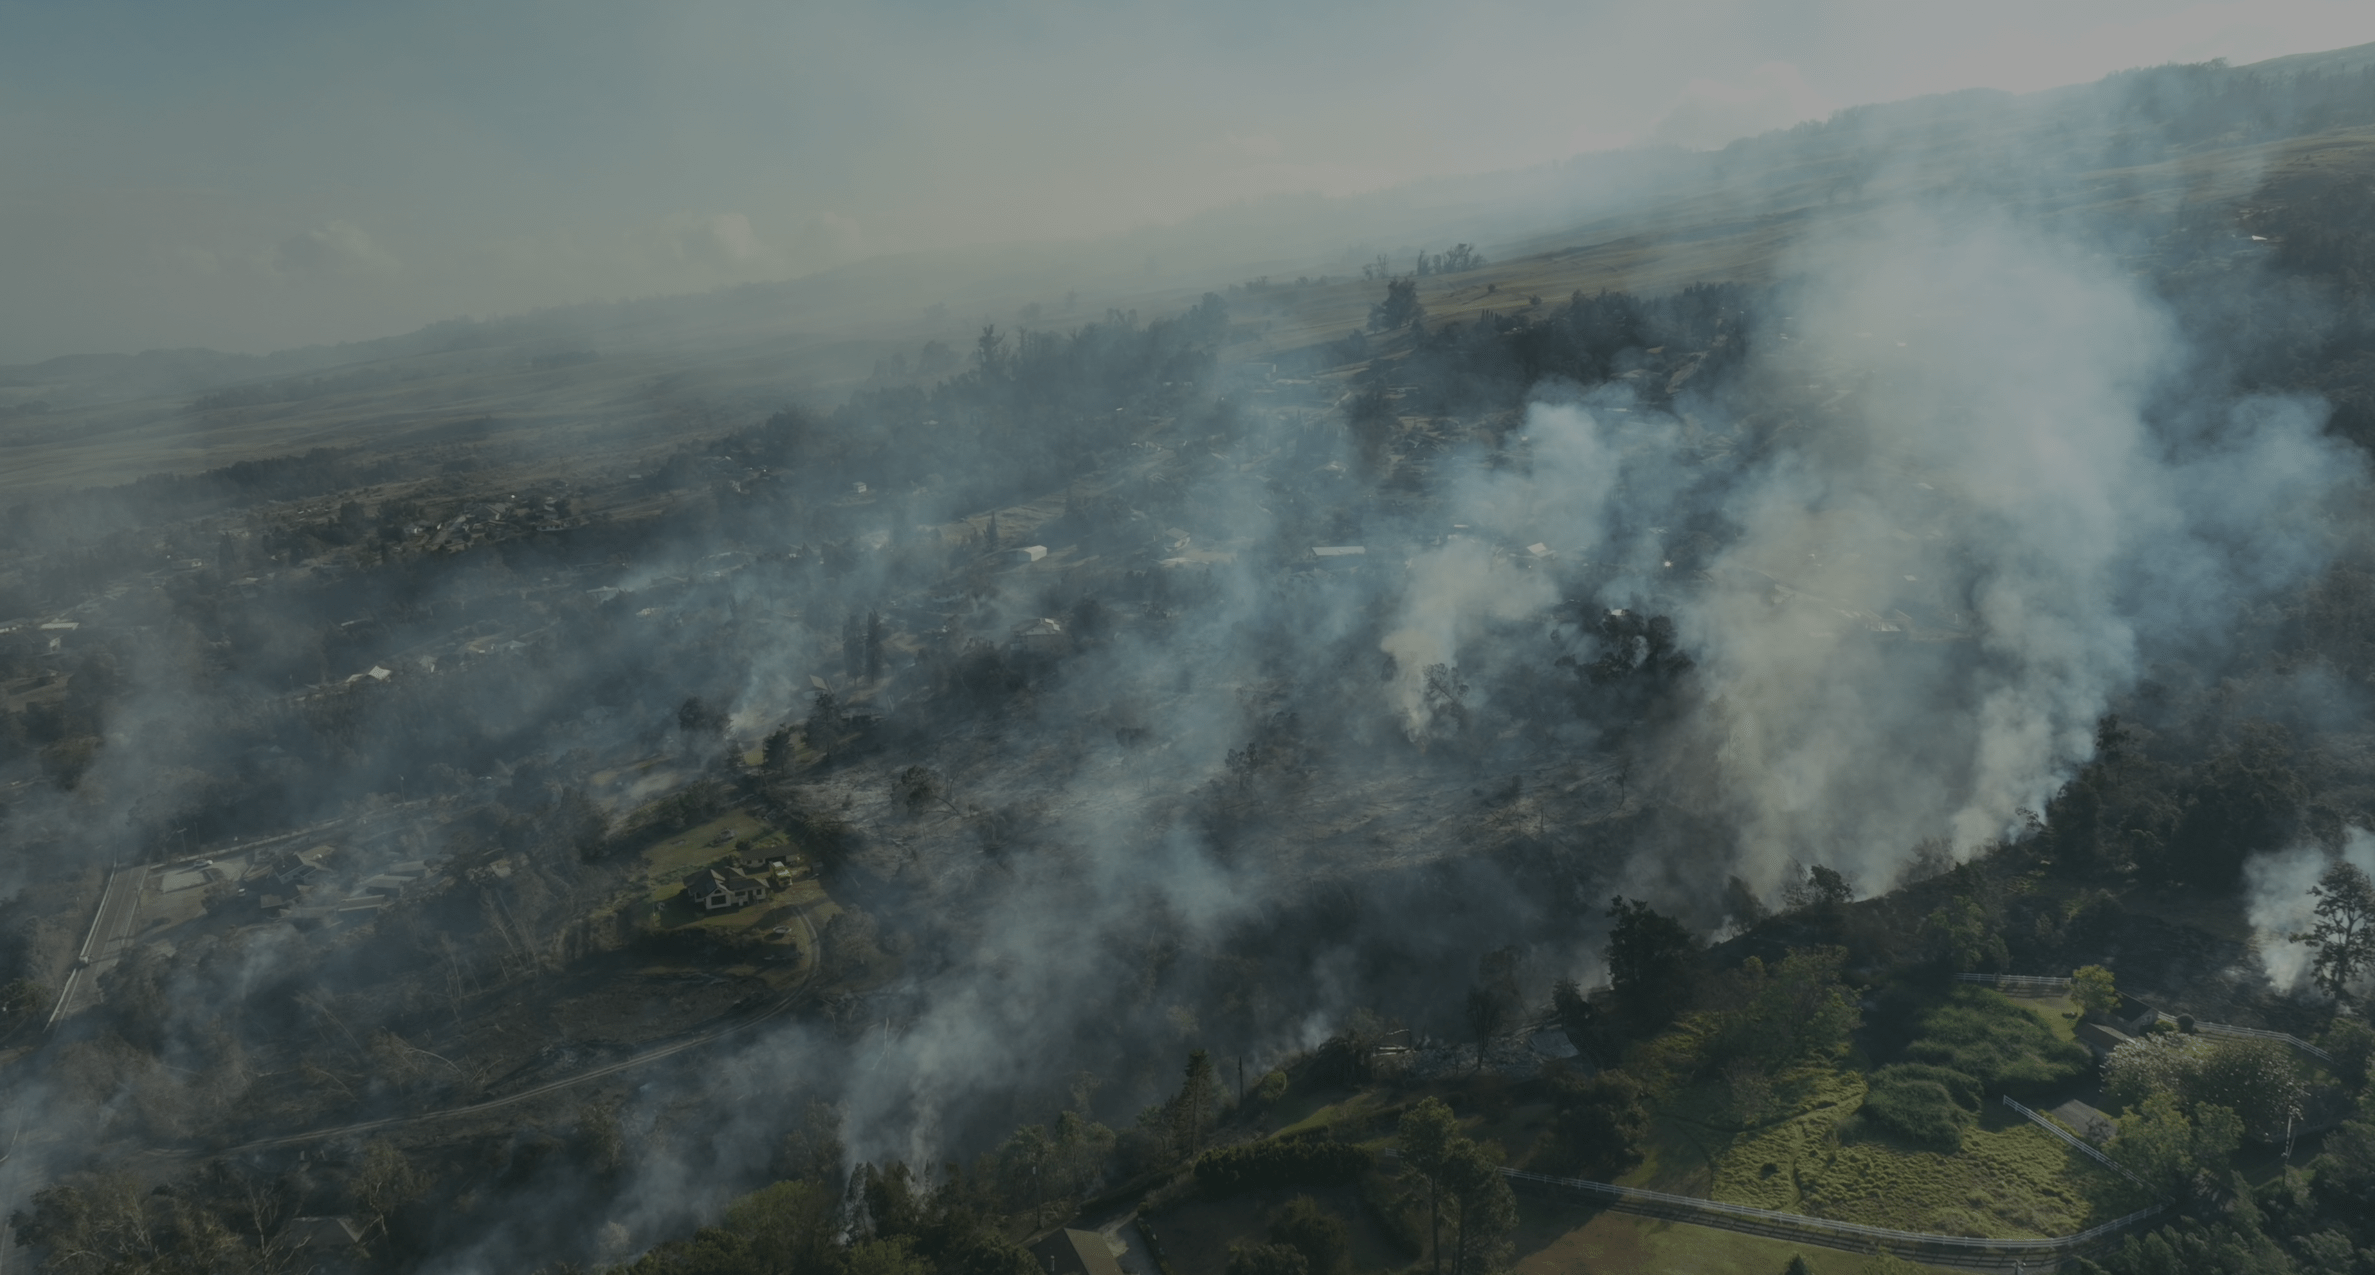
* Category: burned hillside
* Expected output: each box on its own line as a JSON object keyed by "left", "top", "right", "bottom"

{"left": 7, "top": 44, "right": 2375, "bottom": 1275}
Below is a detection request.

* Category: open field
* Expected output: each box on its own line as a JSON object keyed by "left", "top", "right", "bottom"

{"left": 1511, "top": 1199, "right": 1965, "bottom": 1275}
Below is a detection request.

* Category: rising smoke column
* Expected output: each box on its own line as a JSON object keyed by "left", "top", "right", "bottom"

{"left": 1467, "top": 211, "right": 2366, "bottom": 898}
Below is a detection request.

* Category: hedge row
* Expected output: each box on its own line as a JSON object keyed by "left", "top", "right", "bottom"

{"left": 1193, "top": 1139, "right": 1375, "bottom": 1198}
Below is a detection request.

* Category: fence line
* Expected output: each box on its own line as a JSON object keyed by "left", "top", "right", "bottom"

{"left": 1956, "top": 974, "right": 2336, "bottom": 1065}
{"left": 1954, "top": 973, "right": 2071, "bottom": 994}
{"left": 2161, "top": 1015, "right": 2335, "bottom": 1064}
{"left": 1998, "top": 1095, "right": 2154, "bottom": 1191}
{"left": 1498, "top": 1166, "right": 2162, "bottom": 1263}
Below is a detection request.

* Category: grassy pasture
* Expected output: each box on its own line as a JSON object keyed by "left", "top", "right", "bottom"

{"left": 1640, "top": 1064, "right": 2136, "bottom": 1239}
{"left": 1510, "top": 1196, "right": 1964, "bottom": 1275}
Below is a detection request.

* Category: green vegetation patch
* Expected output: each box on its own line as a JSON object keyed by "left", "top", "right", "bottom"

{"left": 1195, "top": 1140, "right": 1377, "bottom": 1199}
{"left": 1903, "top": 986, "right": 2091, "bottom": 1097}
{"left": 1664, "top": 1060, "right": 2136, "bottom": 1239}
{"left": 1511, "top": 1199, "right": 1963, "bottom": 1275}
{"left": 1269, "top": 1088, "right": 1395, "bottom": 1142}
{"left": 1796, "top": 1111, "right": 2132, "bottom": 1238}
{"left": 1857, "top": 1064, "right": 1983, "bottom": 1152}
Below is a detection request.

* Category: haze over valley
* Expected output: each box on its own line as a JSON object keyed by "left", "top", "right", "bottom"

{"left": 8, "top": 8, "right": 2375, "bottom": 1275}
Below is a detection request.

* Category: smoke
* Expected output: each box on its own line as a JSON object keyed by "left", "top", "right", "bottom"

{"left": 11, "top": 63, "right": 2375, "bottom": 1271}
{"left": 2245, "top": 829, "right": 2375, "bottom": 992}
{"left": 271, "top": 221, "right": 402, "bottom": 279}
{"left": 1648, "top": 62, "right": 1833, "bottom": 150}
{"left": 693, "top": 202, "right": 2369, "bottom": 1194}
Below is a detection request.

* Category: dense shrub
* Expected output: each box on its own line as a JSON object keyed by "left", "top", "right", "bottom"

{"left": 1266, "top": 1196, "right": 1351, "bottom": 1275}
{"left": 1192, "top": 1139, "right": 1375, "bottom": 1199}
{"left": 1535, "top": 1069, "right": 1649, "bottom": 1179}
{"left": 1904, "top": 987, "right": 2091, "bottom": 1097}
{"left": 1859, "top": 1064, "right": 1982, "bottom": 1151}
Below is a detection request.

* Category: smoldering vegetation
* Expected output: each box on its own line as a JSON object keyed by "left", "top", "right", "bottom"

{"left": 3, "top": 50, "right": 2375, "bottom": 1275}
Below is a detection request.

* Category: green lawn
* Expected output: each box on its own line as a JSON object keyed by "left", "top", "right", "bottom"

{"left": 2013, "top": 993, "right": 2083, "bottom": 1048}
{"left": 1511, "top": 1197, "right": 1964, "bottom": 1275}
{"left": 1627, "top": 1041, "right": 2137, "bottom": 1239}
{"left": 638, "top": 810, "right": 789, "bottom": 899}
{"left": 629, "top": 809, "right": 824, "bottom": 949}
{"left": 1269, "top": 1087, "right": 1400, "bottom": 1142}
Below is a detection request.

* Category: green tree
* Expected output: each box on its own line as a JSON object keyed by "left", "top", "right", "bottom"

{"left": 1806, "top": 865, "right": 1854, "bottom": 908}
{"left": 846, "top": 1236, "right": 934, "bottom": 1275}
{"left": 2319, "top": 1015, "right": 2375, "bottom": 1089}
{"left": 1267, "top": 1196, "right": 1351, "bottom": 1275}
{"left": 1227, "top": 1243, "right": 1310, "bottom": 1275}
{"left": 999, "top": 1122, "right": 1056, "bottom": 1226}
{"left": 1464, "top": 984, "right": 1507, "bottom": 1074}
{"left": 2072, "top": 964, "right": 2121, "bottom": 1018}
{"left": 1397, "top": 1098, "right": 1459, "bottom": 1275}
{"left": 2112, "top": 1092, "right": 2243, "bottom": 1197}
{"left": 2293, "top": 859, "right": 2375, "bottom": 1001}
{"left": 1050, "top": 1108, "right": 1116, "bottom": 1198}
{"left": 861, "top": 1162, "right": 924, "bottom": 1241}
{"left": 1699, "top": 947, "right": 1862, "bottom": 1070}
{"left": 717, "top": 1179, "right": 840, "bottom": 1274}
{"left": 1605, "top": 896, "right": 1702, "bottom": 1032}
{"left": 1369, "top": 279, "right": 1424, "bottom": 331}
{"left": 1539, "top": 1071, "right": 1647, "bottom": 1179}
{"left": 1169, "top": 1049, "right": 1222, "bottom": 1157}
{"left": 1443, "top": 1140, "right": 1516, "bottom": 1275}
{"left": 2191, "top": 1037, "right": 2308, "bottom": 1139}
{"left": 1921, "top": 895, "right": 2007, "bottom": 972}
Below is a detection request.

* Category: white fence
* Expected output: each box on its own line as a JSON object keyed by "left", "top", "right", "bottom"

{"left": 1999, "top": 1095, "right": 2154, "bottom": 1191}
{"left": 2160, "top": 1015, "right": 2335, "bottom": 1064}
{"left": 1500, "top": 1166, "right": 2162, "bottom": 1269}
{"left": 1953, "top": 973, "right": 2071, "bottom": 995}
{"left": 1957, "top": 974, "right": 2336, "bottom": 1066}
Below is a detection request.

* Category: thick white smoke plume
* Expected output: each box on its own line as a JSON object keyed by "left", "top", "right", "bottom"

{"left": 778, "top": 207, "right": 2370, "bottom": 1179}
{"left": 2246, "top": 829, "right": 2375, "bottom": 992}
{"left": 10, "top": 184, "right": 2370, "bottom": 1275}
{"left": 1412, "top": 211, "right": 2363, "bottom": 896}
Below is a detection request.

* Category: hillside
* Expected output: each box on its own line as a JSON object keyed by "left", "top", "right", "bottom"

{"left": 4, "top": 42, "right": 2375, "bottom": 1275}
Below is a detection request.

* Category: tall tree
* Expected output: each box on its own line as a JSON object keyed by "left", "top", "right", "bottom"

{"left": 1397, "top": 1098, "right": 1458, "bottom": 1275}
{"left": 2072, "top": 964, "right": 2121, "bottom": 1018}
{"left": 1444, "top": 1140, "right": 1516, "bottom": 1275}
{"left": 1266, "top": 1196, "right": 1350, "bottom": 1275}
{"left": 1605, "top": 897, "right": 1701, "bottom": 1032}
{"left": 1464, "top": 986, "right": 1508, "bottom": 1074}
{"left": 1170, "top": 1049, "right": 1221, "bottom": 1157}
{"left": 2294, "top": 860, "right": 2375, "bottom": 1001}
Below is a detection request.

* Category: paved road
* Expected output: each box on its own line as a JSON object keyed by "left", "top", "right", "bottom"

{"left": 46, "top": 817, "right": 357, "bottom": 1031}
{"left": 48, "top": 864, "right": 147, "bottom": 1025}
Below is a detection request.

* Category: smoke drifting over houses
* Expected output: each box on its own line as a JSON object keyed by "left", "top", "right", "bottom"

{"left": 6, "top": 25, "right": 2375, "bottom": 1275}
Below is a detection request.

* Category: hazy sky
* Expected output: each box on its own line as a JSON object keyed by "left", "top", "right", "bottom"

{"left": 4, "top": 0, "right": 2373, "bottom": 363}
